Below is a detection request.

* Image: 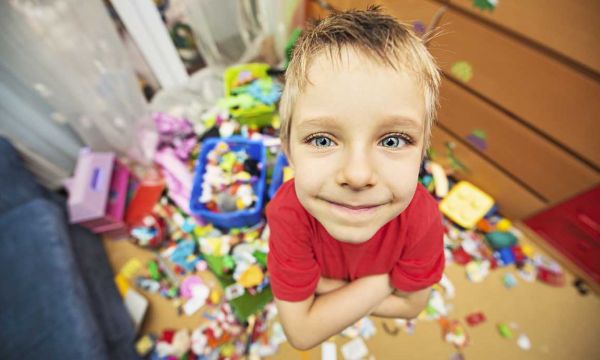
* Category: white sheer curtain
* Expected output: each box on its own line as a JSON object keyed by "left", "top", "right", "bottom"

{"left": 0, "top": 0, "right": 157, "bottom": 189}
{"left": 184, "top": 0, "right": 306, "bottom": 68}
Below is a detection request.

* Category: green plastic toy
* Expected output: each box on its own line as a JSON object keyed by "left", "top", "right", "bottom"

{"left": 497, "top": 323, "right": 513, "bottom": 338}
{"left": 485, "top": 231, "right": 517, "bottom": 250}
{"left": 148, "top": 260, "right": 161, "bottom": 281}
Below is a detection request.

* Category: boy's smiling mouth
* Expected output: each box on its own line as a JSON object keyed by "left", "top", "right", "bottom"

{"left": 320, "top": 197, "right": 387, "bottom": 215}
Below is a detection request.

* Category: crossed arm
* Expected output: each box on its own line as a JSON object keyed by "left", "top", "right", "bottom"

{"left": 275, "top": 275, "right": 431, "bottom": 350}
{"left": 316, "top": 276, "right": 431, "bottom": 318}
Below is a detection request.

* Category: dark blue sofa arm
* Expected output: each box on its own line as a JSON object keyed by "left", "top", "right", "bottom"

{"left": 0, "top": 137, "right": 45, "bottom": 215}
{"left": 0, "top": 198, "right": 110, "bottom": 359}
{"left": 0, "top": 136, "right": 140, "bottom": 359}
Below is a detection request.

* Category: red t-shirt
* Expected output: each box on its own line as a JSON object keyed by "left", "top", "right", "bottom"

{"left": 266, "top": 179, "right": 445, "bottom": 302}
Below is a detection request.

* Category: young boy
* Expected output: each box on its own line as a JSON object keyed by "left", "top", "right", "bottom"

{"left": 266, "top": 6, "right": 444, "bottom": 350}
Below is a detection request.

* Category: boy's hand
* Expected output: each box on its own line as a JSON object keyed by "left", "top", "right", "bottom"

{"left": 370, "top": 286, "right": 432, "bottom": 319}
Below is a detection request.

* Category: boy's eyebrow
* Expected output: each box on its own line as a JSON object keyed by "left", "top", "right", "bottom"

{"left": 380, "top": 115, "right": 423, "bottom": 131}
{"left": 296, "top": 117, "right": 341, "bottom": 131}
{"left": 296, "top": 115, "right": 423, "bottom": 131}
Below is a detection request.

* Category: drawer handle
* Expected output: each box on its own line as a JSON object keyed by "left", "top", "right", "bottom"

{"left": 577, "top": 241, "right": 592, "bottom": 252}
{"left": 576, "top": 213, "right": 600, "bottom": 239}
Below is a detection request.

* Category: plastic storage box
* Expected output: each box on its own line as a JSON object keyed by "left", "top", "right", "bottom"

{"left": 65, "top": 149, "right": 130, "bottom": 237}
{"left": 223, "top": 63, "right": 276, "bottom": 127}
{"left": 190, "top": 136, "right": 267, "bottom": 229}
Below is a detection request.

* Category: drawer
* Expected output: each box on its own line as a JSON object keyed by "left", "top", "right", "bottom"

{"left": 438, "top": 79, "right": 600, "bottom": 204}
{"left": 426, "top": 9, "right": 600, "bottom": 169}
{"left": 444, "top": 0, "right": 600, "bottom": 74}
{"left": 430, "top": 127, "right": 546, "bottom": 219}
{"left": 524, "top": 185, "right": 600, "bottom": 285}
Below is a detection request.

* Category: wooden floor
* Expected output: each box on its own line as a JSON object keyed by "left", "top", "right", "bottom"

{"left": 103, "top": 233, "right": 600, "bottom": 360}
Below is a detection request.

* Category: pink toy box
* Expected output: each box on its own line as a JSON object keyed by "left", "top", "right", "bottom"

{"left": 65, "top": 149, "right": 131, "bottom": 238}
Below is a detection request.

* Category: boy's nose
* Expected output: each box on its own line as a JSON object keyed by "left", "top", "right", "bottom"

{"left": 335, "top": 148, "right": 377, "bottom": 191}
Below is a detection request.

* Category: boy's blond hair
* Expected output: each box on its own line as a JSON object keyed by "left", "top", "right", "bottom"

{"left": 279, "top": 5, "right": 441, "bottom": 157}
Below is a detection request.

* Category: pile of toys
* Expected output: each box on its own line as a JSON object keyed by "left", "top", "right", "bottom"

{"left": 115, "top": 193, "right": 276, "bottom": 358}
{"left": 134, "top": 303, "right": 286, "bottom": 359}
{"left": 407, "top": 159, "right": 567, "bottom": 357}
{"left": 109, "top": 64, "right": 282, "bottom": 359}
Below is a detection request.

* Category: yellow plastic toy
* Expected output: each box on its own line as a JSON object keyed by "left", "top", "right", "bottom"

{"left": 239, "top": 264, "right": 264, "bottom": 288}
{"left": 283, "top": 166, "right": 294, "bottom": 182}
{"left": 496, "top": 218, "right": 512, "bottom": 232}
{"left": 209, "top": 288, "right": 222, "bottom": 304}
{"left": 439, "top": 181, "right": 495, "bottom": 229}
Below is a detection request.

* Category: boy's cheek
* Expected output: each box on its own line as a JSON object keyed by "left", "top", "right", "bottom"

{"left": 294, "top": 175, "right": 322, "bottom": 198}
{"left": 294, "top": 156, "right": 333, "bottom": 179}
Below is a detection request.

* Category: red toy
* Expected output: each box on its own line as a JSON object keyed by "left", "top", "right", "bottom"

{"left": 125, "top": 169, "right": 165, "bottom": 227}
{"left": 511, "top": 245, "right": 527, "bottom": 264}
{"left": 537, "top": 266, "right": 566, "bottom": 287}
{"left": 452, "top": 247, "right": 472, "bottom": 265}
{"left": 465, "top": 312, "right": 487, "bottom": 327}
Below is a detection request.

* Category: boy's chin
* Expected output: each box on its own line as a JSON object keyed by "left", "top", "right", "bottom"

{"left": 322, "top": 223, "right": 378, "bottom": 244}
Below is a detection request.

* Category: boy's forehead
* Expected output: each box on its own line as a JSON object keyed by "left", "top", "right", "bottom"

{"left": 305, "top": 47, "right": 389, "bottom": 80}
{"left": 300, "top": 46, "right": 423, "bottom": 100}
{"left": 293, "top": 48, "right": 425, "bottom": 132}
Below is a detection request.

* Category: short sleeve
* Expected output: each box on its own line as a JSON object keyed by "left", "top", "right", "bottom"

{"left": 266, "top": 182, "right": 320, "bottom": 302}
{"left": 391, "top": 188, "right": 445, "bottom": 292}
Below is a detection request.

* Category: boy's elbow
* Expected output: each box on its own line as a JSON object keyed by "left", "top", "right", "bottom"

{"left": 392, "top": 287, "right": 431, "bottom": 319}
{"left": 402, "top": 297, "right": 428, "bottom": 319}
{"left": 282, "top": 324, "right": 318, "bottom": 351}
{"left": 287, "top": 336, "right": 315, "bottom": 351}
{"left": 405, "top": 304, "right": 425, "bottom": 319}
{"left": 275, "top": 296, "right": 320, "bottom": 350}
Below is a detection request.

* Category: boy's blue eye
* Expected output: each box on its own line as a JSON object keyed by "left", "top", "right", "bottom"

{"left": 310, "top": 136, "right": 334, "bottom": 147}
{"left": 379, "top": 135, "right": 408, "bottom": 148}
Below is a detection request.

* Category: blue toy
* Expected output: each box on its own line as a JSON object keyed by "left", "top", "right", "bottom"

{"left": 268, "top": 152, "right": 289, "bottom": 199}
{"left": 496, "top": 247, "right": 516, "bottom": 266}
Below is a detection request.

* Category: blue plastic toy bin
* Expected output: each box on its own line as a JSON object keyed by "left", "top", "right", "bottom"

{"left": 268, "top": 152, "right": 289, "bottom": 199}
{"left": 190, "top": 136, "right": 267, "bottom": 229}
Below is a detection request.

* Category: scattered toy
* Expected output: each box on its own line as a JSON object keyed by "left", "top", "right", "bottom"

{"left": 517, "top": 333, "right": 531, "bottom": 350}
{"left": 341, "top": 338, "right": 369, "bottom": 360}
{"left": 497, "top": 323, "right": 513, "bottom": 339}
{"left": 465, "top": 312, "right": 486, "bottom": 327}
{"left": 503, "top": 273, "right": 517, "bottom": 289}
